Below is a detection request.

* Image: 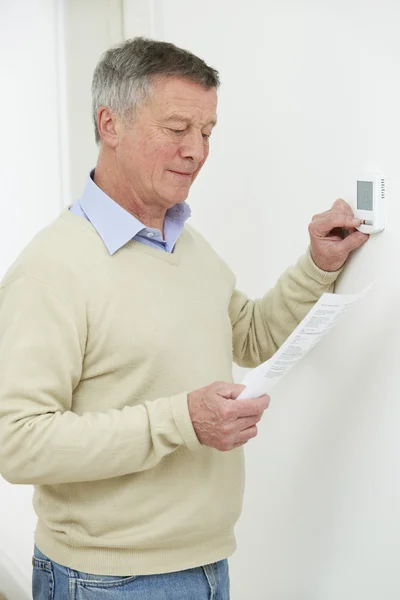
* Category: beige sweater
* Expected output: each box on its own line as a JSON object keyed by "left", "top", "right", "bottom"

{"left": 0, "top": 210, "right": 340, "bottom": 575}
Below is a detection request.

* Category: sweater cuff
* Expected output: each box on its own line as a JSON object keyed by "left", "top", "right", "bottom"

{"left": 299, "top": 247, "right": 344, "bottom": 285}
{"left": 170, "top": 392, "right": 202, "bottom": 452}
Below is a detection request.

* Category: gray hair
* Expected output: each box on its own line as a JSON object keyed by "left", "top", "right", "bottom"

{"left": 91, "top": 37, "right": 220, "bottom": 144}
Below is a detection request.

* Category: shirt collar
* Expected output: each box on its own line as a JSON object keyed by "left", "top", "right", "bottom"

{"left": 78, "top": 171, "right": 191, "bottom": 255}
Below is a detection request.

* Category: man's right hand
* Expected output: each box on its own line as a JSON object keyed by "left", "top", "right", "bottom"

{"left": 187, "top": 382, "right": 270, "bottom": 451}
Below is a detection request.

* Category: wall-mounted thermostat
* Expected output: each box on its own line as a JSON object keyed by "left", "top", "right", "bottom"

{"left": 355, "top": 173, "right": 386, "bottom": 234}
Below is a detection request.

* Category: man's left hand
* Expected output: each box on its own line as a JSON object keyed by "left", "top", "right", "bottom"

{"left": 308, "top": 198, "right": 369, "bottom": 272}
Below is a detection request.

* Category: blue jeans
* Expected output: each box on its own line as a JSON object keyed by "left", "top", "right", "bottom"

{"left": 32, "top": 546, "right": 230, "bottom": 599}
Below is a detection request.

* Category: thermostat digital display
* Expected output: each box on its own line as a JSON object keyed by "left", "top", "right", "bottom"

{"left": 357, "top": 181, "right": 373, "bottom": 211}
{"left": 355, "top": 173, "right": 386, "bottom": 234}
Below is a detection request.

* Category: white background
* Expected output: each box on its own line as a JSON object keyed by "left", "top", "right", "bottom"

{"left": 1, "top": 0, "right": 400, "bottom": 598}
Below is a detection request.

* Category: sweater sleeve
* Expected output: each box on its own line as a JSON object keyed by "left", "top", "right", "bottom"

{"left": 229, "top": 248, "right": 343, "bottom": 368}
{"left": 0, "top": 275, "right": 200, "bottom": 486}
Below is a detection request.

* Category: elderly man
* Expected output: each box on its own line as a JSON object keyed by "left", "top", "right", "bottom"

{"left": 0, "top": 38, "right": 367, "bottom": 600}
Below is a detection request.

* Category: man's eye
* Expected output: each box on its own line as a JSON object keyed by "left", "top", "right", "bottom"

{"left": 170, "top": 129, "right": 185, "bottom": 135}
{"left": 202, "top": 133, "right": 211, "bottom": 140}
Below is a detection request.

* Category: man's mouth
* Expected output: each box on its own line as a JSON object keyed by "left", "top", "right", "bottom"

{"left": 169, "top": 170, "right": 193, "bottom": 178}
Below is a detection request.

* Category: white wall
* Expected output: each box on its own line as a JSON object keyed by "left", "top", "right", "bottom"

{"left": 64, "top": 0, "right": 123, "bottom": 203}
{"left": 0, "top": 0, "right": 64, "bottom": 278}
{"left": 0, "top": 0, "right": 64, "bottom": 593}
{"left": 124, "top": 2, "right": 400, "bottom": 599}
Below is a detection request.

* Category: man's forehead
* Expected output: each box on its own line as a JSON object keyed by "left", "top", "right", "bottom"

{"left": 163, "top": 112, "right": 217, "bottom": 127}
{"left": 150, "top": 77, "right": 218, "bottom": 122}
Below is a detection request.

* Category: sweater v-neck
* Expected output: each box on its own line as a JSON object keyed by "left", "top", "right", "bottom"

{"left": 61, "top": 208, "right": 184, "bottom": 266}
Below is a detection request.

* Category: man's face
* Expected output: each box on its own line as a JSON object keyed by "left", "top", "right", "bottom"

{"left": 115, "top": 76, "right": 218, "bottom": 209}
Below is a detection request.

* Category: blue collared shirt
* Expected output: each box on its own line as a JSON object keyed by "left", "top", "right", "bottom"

{"left": 69, "top": 172, "right": 191, "bottom": 254}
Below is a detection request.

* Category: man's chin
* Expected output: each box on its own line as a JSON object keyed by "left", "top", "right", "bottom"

{"left": 163, "top": 188, "right": 190, "bottom": 206}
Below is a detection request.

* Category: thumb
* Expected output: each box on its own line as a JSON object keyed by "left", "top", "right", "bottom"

{"left": 341, "top": 230, "right": 369, "bottom": 253}
{"left": 217, "top": 383, "right": 246, "bottom": 400}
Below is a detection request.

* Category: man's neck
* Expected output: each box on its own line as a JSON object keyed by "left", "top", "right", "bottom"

{"left": 93, "top": 164, "right": 167, "bottom": 234}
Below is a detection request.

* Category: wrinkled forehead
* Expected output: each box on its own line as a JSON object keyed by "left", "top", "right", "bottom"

{"left": 146, "top": 76, "right": 218, "bottom": 125}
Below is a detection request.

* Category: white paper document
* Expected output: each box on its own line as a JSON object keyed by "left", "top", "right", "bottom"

{"left": 237, "top": 285, "right": 372, "bottom": 400}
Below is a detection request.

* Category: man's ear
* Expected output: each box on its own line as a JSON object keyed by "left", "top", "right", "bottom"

{"left": 97, "top": 107, "right": 121, "bottom": 148}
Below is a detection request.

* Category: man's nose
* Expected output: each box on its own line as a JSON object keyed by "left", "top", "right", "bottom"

{"left": 179, "top": 130, "right": 205, "bottom": 163}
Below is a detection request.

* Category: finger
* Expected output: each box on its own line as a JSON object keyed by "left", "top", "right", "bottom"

{"left": 310, "top": 214, "right": 361, "bottom": 236}
{"left": 217, "top": 383, "right": 246, "bottom": 400}
{"left": 339, "top": 230, "right": 369, "bottom": 253}
{"left": 228, "top": 384, "right": 246, "bottom": 400}
{"left": 233, "top": 425, "right": 258, "bottom": 447}
{"left": 330, "top": 198, "right": 354, "bottom": 215}
{"left": 237, "top": 414, "right": 263, "bottom": 431}
{"left": 233, "top": 394, "right": 270, "bottom": 417}
{"left": 312, "top": 200, "right": 354, "bottom": 222}
{"left": 312, "top": 210, "right": 331, "bottom": 222}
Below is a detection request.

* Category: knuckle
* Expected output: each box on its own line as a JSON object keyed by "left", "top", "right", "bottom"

{"left": 220, "top": 422, "right": 232, "bottom": 436}
{"left": 311, "top": 211, "right": 323, "bottom": 223}
{"left": 333, "top": 198, "right": 351, "bottom": 213}
{"left": 219, "top": 406, "right": 230, "bottom": 420}
{"left": 220, "top": 405, "right": 234, "bottom": 420}
{"left": 333, "top": 198, "right": 345, "bottom": 208}
{"left": 219, "top": 439, "right": 232, "bottom": 452}
{"left": 211, "top": 381, "right": 224, "bottom": 391}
